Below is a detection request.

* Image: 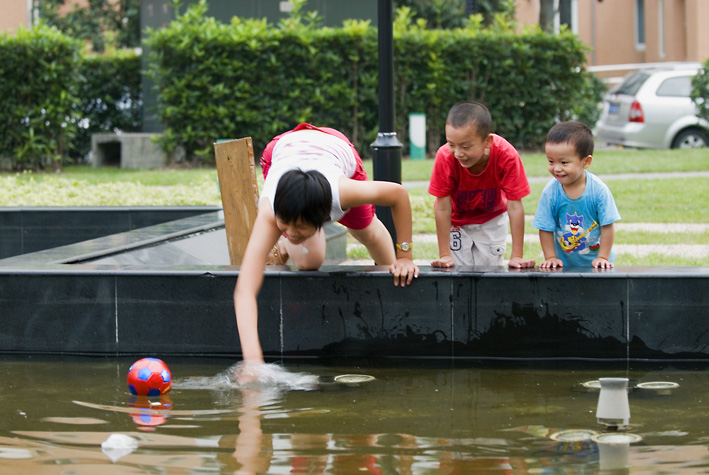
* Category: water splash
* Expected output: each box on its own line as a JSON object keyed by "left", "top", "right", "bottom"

{"left": 174, "top": 362, "right": 319, "bottom": 392}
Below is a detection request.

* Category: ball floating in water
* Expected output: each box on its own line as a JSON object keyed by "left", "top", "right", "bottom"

{"left": 127, "top": 358, "right": 172, "bottom": 396}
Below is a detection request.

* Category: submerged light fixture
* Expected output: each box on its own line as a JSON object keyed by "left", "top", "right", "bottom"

{"left": 334, "top": 374, "right": 376, "bottom": 386}
{"left": 592, "top": 432, "right": 643, "bottom": 470}
{"left": 596, "top": 377, "right": 631, "bottom": 429}
{"left": 636, "top": 381, "right": 680, "bottom": 395}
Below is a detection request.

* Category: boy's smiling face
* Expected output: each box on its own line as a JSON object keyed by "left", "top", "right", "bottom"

{"left": 445, "top": 123, "right": 492, "bottom": 172}
{"left": 545, "top": 141, "right": 592, "bottom": 189}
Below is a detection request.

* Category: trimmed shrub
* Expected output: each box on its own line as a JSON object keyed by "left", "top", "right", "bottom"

{"left": 142, "top": 1, "right": 605, "bottom": 161}
{"left": 72, "top": 49, "right": 143, "bottom": 161}
{"left": 0, "top": 27, "right": 141, "bottom": 170}
{"left": 0, "top": 24, "right": 81, "bottom": 170}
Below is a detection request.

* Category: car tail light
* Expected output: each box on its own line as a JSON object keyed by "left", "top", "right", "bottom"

{"left": 629, "top": 100, "right": 644, "bottom": 123}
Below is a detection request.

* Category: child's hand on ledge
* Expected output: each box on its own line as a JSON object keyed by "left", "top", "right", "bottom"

{"left": 431, "top": 255, "right": 456, "bottom": 268}
{"left": 592, "top": 257, "right": 614, "bottom": 269}
{"left": 390, "top": 258, "right": 419, "bottom": 287}
{"left": 539, "top": 257, "right": 564, "bottom": 269}
{"left": 508, "top": 256, "right": 535, "bottom": 269}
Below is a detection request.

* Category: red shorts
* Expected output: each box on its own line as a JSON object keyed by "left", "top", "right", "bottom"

{"left": 260, "top": 123, "right": 374, "bottom": 230}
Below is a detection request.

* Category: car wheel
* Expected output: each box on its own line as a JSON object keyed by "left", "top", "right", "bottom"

{"left": 671, "top": 128, "right": 709, "bottom": 149}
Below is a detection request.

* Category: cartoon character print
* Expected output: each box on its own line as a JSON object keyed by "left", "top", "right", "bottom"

{"left": 556, "top": 212, "right": 597, "bottom": 254}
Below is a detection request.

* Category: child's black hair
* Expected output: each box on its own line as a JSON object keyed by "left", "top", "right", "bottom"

{"left": 274, "top": 169, "right": 331, "bottom": 229}
{"left": 546, "top": 121, "right": 595, "bottom": 158}
{"left": 446, "top": 101, "right": 493, "bottom": 138}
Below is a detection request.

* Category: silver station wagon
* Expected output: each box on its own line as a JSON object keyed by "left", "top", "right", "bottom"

{"left": 596, "top": 63, "right": 708, "bottom": 149}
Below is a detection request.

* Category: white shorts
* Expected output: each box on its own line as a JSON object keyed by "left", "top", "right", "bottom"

{"left": 449, "top": 212, "right": 508, "bottom": 266}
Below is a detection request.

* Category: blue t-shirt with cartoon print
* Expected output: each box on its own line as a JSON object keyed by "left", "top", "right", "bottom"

{"left": 532, "top": 171, "right": 621, "bottom": 266}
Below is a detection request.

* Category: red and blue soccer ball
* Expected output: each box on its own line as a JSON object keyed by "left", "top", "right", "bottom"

{"left": 127, "top": 358, "right": 172, "bottom": 396}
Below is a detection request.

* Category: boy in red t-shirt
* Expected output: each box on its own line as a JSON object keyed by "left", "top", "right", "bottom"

{"left": 428, "top": 102, "right": 535, "bottom": 268}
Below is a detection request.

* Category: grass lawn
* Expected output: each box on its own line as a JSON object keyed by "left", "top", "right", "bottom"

{"left": 365, "top": 147, "right": 709, "bottom": 266}
{"left": 0, "top": 167, "right": 223, "bottom": 206}
{"left": 362, "top": 147, "right": 709, "bottom": 181}
{"left": 1, "top": 147, "right": 708, "bottom": 265}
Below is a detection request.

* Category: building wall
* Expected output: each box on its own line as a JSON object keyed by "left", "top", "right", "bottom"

{"left": 1, "top": 0, "right": 29, "bottom": 34}
{"left": 589, "top": 0, "right": 644, "bottom": 66}
{"left": 514, "top": 0, "right": 708, "bottom": 67}
{"left": 4, "top": 0, "right": 706, "bottom": 68}
{"left": 1, "top": 0, "right": 90, "bottom": 34}
{"left": 685, "top": 0, "right": 709, "bottom": 62}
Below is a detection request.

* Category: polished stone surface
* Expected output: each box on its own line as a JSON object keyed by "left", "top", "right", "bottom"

{"left": 278, "top": 271, "right": 454, "bottom": 358}
{"left": 0, "top": 211, "right": 348, "bottom": 267}
{"left": 0, "top": 273, "right": 116, "bottom": 354}
{"left": 1, "top": 263, "right": 708, "bottom": 361}
{"left": 0, "top": 207, "right": 222, "bottom": 259}
{"left": 628, "top": 276, "right": 709, "bottom": 358}
{"left": 1, "top": 208, "right": 708, "bottom": 361}
{"left": 0, "top": 211, "right": 225, "bottom": 266}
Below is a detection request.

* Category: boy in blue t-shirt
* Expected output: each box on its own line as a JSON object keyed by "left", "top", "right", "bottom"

{"left": 532, "top": 121, "right": 621, "bottom": 268}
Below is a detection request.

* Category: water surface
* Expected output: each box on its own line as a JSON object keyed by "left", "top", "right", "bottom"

{"left": 1, "top": 357, "right": 707, "bottom": 473}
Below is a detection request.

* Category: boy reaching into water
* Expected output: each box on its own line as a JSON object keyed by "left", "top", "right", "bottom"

{"left": 428, "top": 101, "right": 535, "bottom": 269}
{"left": 234, "top": 123, "right": 419, "bottom": 366}
{"left": 532, "top": 121, "right": 621, "bottom": 268}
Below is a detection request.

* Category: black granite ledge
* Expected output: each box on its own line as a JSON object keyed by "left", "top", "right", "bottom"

{"left": 0, "top": 263, "right": 707, "bottom": 360}
{"left": 1, "top": 263, "right": 708, "bottom": 277}
{"left": 3, "top": 208, "right": 706, "bottom": 361}
{"left": 0, "top": 206, "right": 222, "bottom": 259}
{"left": 0, "top": 211, "right": 225, "bottom": 266}
{"left": 0, "top": 210, "right": 348, "bottom": 267}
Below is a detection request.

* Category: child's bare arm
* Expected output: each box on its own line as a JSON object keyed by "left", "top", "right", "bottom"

{"left": 432, "top": 196, "right": 455, "bottom": 268}
{"left": 339, "top": 178, "right": 419, "bottom": 286}
{"left": 507, "top": 199, "right": 535, "bottom": 268}
{"left": 592, "top": 223, "right": 615, "bottom": 268}
{"left": 539, "top": 230, "right": 563, "bottom": 268}
{"left": 233, "top": 202, "right": 282, "bottom": 363}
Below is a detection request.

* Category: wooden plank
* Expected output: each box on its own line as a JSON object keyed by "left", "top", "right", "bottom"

{"left": 214, "top": 138, "right": 260, "bottom": 265}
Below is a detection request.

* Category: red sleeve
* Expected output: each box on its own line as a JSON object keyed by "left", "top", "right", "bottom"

{"left": 493, "top": 135, "right": 530, "bottom": 201}
{"left": 428, "top": 144, "right": 458, "bottom": 198}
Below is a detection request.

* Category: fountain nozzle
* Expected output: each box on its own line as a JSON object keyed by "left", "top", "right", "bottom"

{"left": 596, "top": 377, "right": 630, "bottom": 429}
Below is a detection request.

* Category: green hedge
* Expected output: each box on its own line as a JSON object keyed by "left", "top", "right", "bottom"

{"left": 73, "top": 49, "right": 143, "bottom": 161}
{"left": 145, "top": 1, "right": 604, "bottom": 161}
{"left": 0, "top": 24, "right": 81, "bottom": 170}
{"left": 0, "top": 25, "right": 142, "bottom": 170}
{"left": 394, "top": 16, "right": 606, "bottom": 153}
{"left": 0, "top": 3, "right": 604, "bottom": 170}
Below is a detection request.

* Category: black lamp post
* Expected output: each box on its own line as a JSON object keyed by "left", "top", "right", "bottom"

{"left": 371, "top": 0, "right": 402, "bottom": 244}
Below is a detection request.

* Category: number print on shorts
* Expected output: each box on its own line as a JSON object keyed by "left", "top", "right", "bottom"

{"left": 450, "top": 231, "right": 462, "bottom": 251}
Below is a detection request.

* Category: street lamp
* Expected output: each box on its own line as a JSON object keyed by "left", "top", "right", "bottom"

{"left": 371, "top": 0, "right": 402, "bottom": 243}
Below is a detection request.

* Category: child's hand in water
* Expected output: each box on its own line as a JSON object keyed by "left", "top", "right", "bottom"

{"left": 232, "top": 361, "right": 319, "bottom": 390}
{"left": 233, "top": 360, "right": 264, "bottom": 386}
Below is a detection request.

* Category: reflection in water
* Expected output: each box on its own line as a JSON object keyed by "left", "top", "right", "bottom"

{"left": 231, "top": 388, "right": 276, "bottom": 473}
{"left": 1, "top": 358, "right": 709, "bottom": 473}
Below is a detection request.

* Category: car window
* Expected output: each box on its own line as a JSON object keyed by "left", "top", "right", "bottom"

{"left": 655, "top": 76, "right": 693, "bottom": 97}
{"left": 612, "top": 72, "right": 650, "bottom": 95}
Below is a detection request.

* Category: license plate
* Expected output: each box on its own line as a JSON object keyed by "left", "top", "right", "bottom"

{"left": 608, "top": 103, "right": 620, "bottom": 114}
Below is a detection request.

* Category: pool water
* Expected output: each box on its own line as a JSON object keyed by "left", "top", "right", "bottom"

{"left": 1, "top": 357, "right": 708, "bottom": 473}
